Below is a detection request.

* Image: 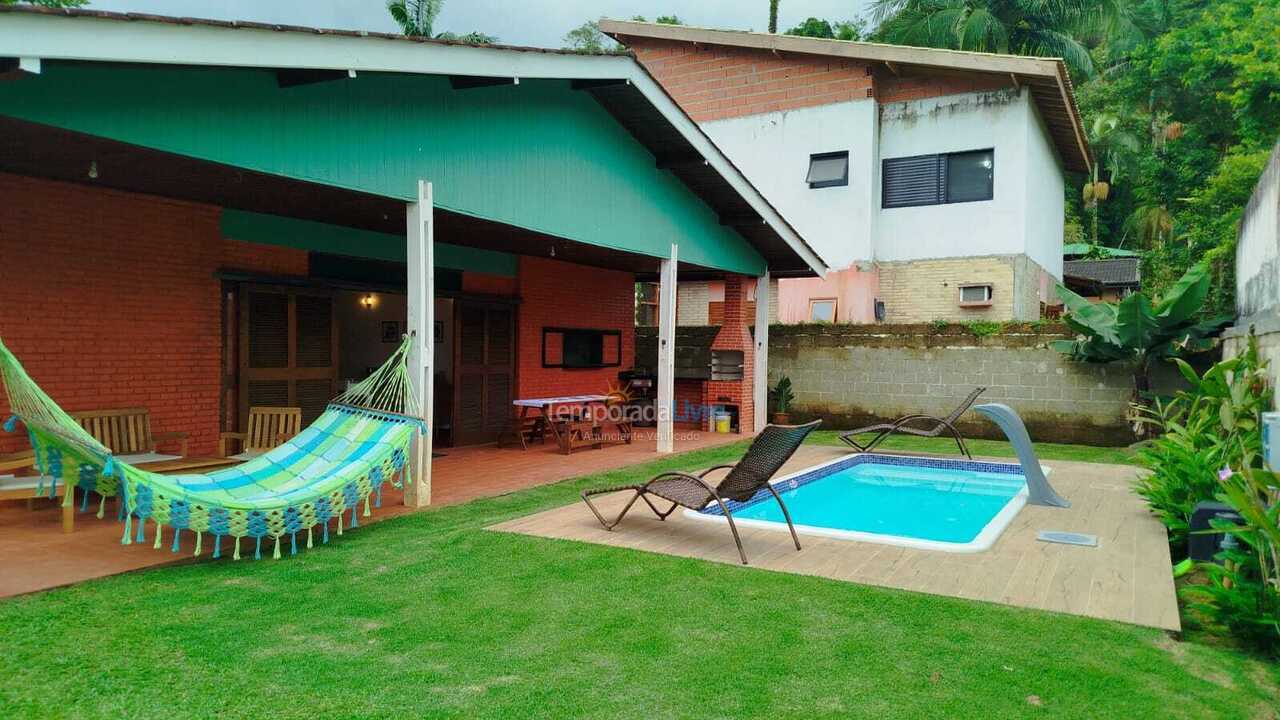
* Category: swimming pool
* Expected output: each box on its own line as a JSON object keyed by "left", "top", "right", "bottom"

{"left": 687, "top": 454, "right": 1034, "bottom": 553}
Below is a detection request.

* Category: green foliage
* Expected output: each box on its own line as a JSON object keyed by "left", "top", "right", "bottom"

{"left": 1134, "top": 340, "right": 1271, "bottom": 549}
{"left": 768, "top": 0, "right": 780, "bottom": 33}
{"left": 783, "top": 17, "right": 867, "bottom": 40}
{"left": 563, "top": 20, "right": 612, "bottom": 53}
{"left": 1052, "top": 263, "right": 1230, "bottom": 376}
{"left": 630, "top": 15, "right": 684, "bottom": 25}
{"left": 769, "top": 375, "right": 795, "bottom": 414}
{"left": 434, "top": 30, "right": 499, "bottom": 44}
{"left": 387, "top": 0, "right": 443, "bottom": 37}
{"left": 869, "top": 0, "right": 1135, "bottom": 77}
{"left": 1072, "top": 0, "right": 1280, "bottom": 313}
{"left": 964, "top": 320, "right": 1002, "bottom": 338}
{"left": 1182, "top": 453, "right": 1280, "bottom": 656}
{"left": 928, "top": 318, "right": 950, "bottom": 333}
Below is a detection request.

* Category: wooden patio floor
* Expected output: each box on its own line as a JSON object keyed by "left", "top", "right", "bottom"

{"left": 492, "top": 445, "right": 1181, "bottom": 632}
{"left": 0, "top": 428, "right": 740, "bottom": 598}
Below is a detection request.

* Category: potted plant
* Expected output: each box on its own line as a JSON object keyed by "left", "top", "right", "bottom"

{"left": 769, "top": 376, "right": 795, "bottom": 425}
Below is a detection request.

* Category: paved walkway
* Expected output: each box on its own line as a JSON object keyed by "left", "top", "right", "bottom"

{"left": 0, "top": 428, "right": 740, "bottom": 598}
{"left": 492, "top": 446, "right": 1181, "bottom": 632}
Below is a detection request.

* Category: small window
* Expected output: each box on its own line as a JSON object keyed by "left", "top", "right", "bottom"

{"left": 542, "top": 327, "right": 622, "bottom": 369}
{"left": 806, "top": 151, "right": 849, "bottom": 189}
{"left": 959, "top": 284, "right": 993, "bottom": 306}
{"left": 809, "top": 298, "right": 837, "bottom": 322}
{"left": 882, "top": 149, "right": 994, "bottom": 208}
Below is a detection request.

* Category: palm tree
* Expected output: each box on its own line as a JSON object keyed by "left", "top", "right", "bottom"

{"left": 870, "top": 0, "right": 1132, "bottom": 77}
{"left": 388, "top": 0, "right": 443, "bottom": 38}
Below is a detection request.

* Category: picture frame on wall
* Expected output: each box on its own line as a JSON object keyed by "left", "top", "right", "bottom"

{"left": 381, "top": 320, "right": 400, "bottom": 343}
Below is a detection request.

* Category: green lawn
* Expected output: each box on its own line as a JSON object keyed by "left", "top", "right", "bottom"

{"left": 1, "top": 440, "right": 1274, "bottom": 719}
{"left": 809, "top": 430, "right": 1143, "bottom": 466}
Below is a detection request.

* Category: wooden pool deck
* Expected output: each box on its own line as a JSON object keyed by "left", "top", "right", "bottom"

{"left": 491, "top": 445, "right": 1181, "bottom": 632}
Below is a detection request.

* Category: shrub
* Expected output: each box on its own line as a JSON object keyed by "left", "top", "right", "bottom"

{"left": 1134, "top": 338, "right": 1271, "bottom": 548}
{"left": 1182, "top": 458, "right": 1280, "bottom": 656}
{"left": 769, "top": 376, "right": 794, "bottom": 415}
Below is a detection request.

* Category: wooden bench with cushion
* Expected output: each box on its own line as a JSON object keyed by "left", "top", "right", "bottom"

{"left": 71, "top": 407, "right": 190, "bottom": 463}
{"left": 220, "top": 406, "right": 302, "bottom": 460}
{"left": 0, "top": 449, "right": 73, "bottom": 533}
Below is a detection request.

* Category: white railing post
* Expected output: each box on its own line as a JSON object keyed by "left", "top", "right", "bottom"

{"left": 754, "top": 270, "right": 770, "bottom": 432}
{"left": 657, "top": 244, "right": 678, "bottom": 453}
{"left": 405, "top": 180, "right": 434, "bottom": 507}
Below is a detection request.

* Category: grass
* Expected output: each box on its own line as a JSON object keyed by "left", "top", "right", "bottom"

{"left": 809, "top": 431, "right": 1143, "bottom": 466}
{"left": 1, "top": 440, "right": 1275, "bottom": 719}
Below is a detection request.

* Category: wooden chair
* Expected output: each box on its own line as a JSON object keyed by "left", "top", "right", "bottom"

{"left": 71, "top": 408, "right": 189, "bottom": 459}
{"left": 0, "top": 449, "right": 73, "bottom": 533}
{"left": 220, "top": 406, "right": 302, "bottom": 460}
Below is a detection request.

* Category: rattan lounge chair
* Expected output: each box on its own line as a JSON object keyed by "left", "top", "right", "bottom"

{"left": 580, "top": 420, "right": 821, "bottom": 564}
{"left": 838, "top": 387, "right": 985, "bottom": 458}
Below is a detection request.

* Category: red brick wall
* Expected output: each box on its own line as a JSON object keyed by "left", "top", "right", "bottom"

{"left": 0, "top": 174, "right": 307, "bottom": 456}
{"left": 221, "top": 238, "right": 309, "bottom": 277}
{"left": 462, "top": 271, "right": 517, "bottom": 297}
{"left": 632, "top": 39, "right": 874, "bottom": 122}
{"left": 515, "top": 256, "right": 635, "bottom": 400}
{"left": 629, "top": 38, "right": 1013, "bottom": 121}
{"left": 876, "top": 72, "right": 1011, "bottom": 103}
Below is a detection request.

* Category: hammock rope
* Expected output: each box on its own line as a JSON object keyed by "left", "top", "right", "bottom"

{"left": 0, "top": 334, "right": 426, "bottom": 559}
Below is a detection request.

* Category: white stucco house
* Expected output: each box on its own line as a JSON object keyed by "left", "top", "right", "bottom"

{"left": 603, "top": 21, "right": 1092, "bottom": 324}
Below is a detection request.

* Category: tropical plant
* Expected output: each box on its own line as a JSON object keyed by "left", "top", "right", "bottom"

{"left": 1052, "top": 262, "right": 1232, "bottom": 396}
{"left": 1134, "top": 340, "right": 1270, "bottom": 548}
{"left": 769, "top": 376, "right": 795, "bottom": 415}
{"left": 1182, "top": 451, "right": 1280, "bottom": 655}
{"left": 869, "top": 0, "right": 1135, "bottom": 78}
{"left": 387, "top": 0, "right": 443, "bottom": 38}
{"left": 435, "top": 31, "right": 499, "bottom": 44}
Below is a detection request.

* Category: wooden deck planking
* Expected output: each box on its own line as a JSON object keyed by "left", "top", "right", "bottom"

{"left": 490, "top": 447, "right": 1182, "bottom": 632}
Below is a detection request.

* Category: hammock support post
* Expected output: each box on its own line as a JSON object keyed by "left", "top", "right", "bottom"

{"left": 404, "top": 179, "right": 435, "bottom": 508}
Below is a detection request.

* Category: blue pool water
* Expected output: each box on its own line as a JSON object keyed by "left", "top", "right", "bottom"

{"left": 701, "top": 456, "right": 1027, "bottom": 546}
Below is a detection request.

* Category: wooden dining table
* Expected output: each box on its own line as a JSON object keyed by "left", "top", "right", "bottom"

{"left": 507, "top": 395, "right": 612, "bottom": 453}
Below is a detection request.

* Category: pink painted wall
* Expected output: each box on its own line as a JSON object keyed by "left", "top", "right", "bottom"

{"left": 778, "top": 267, "right": 880, "bottom": 324}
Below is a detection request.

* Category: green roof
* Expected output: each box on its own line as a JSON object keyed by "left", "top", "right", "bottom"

{"left": 1062, "top": 243, "right": 1142, "bottom": 258}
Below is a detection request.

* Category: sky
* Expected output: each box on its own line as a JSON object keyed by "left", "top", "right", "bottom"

{"left": 86, "top": 1, "right": 876, "bottom": 49}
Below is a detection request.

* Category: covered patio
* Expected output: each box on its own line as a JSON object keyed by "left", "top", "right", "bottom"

{"left": 0, "top": 8, "right": 825, "bottom": 585}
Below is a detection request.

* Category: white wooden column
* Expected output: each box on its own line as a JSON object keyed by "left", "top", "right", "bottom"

{"left": 404, "top": 180, "right": 434, "bottom": 507}
{"left": 656, "top": 244, "right": 678, "bottom": 454}
{"left": 753, "top": 270, "right": 770, "bottom": 431}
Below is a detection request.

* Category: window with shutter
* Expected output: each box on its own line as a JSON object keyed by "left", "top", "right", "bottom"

{"left": 882, "top": 149, "right": 994, "bottom": 208}
{"left": 882, "top": 154, "right": 944, "bottom": 208}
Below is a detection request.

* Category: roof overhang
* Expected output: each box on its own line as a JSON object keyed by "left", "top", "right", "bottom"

{"left": 601, "top": 19, "right": 1093, "bottom": 174}
{"left": 0, "top": 7, "right": 827, "bottom": 276}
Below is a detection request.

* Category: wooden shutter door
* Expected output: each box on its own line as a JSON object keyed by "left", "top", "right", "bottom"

{"left": 239, "top": 285, "right": 339, "bottom": 429}
{"left": 452, "top": 302, "right": 515, "bottom": 446}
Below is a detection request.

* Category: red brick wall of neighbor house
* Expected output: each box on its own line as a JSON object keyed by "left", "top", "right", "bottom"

{"left": 632, "top": 39, "right": 874, "bottom": 122}
{"left": 0, "top": 173, "right": 308, "bottom": 456}
{"left": 875, "top": 72, "right": 1011, "bottom": 103}
{"left": 514, "top": 256, "right": 636, "bottom": 400}
{"left": 629, "top": 38, "right": 1012, "bottom": 120}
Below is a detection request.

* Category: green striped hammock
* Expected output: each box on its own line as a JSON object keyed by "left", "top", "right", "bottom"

{"left": 0, "top": 335, "right": 424, "bottom": 560}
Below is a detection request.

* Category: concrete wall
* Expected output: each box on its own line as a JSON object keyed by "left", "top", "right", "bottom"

{"left": 766, "top": 323, "right": 1135, "bottom": 445}
{"left": 1023, "top": 101, "right": 1067, "bottom": 280}
{"left": 777, "top": 266, "right": 879, "bottom": 323}
{"left": 1235, "top": 141, "right": 1280, "bottom": 320}
{"left": 1226, "top": 140, "right": 1280, "bottom": 406}
{"left": 702, "top": 100, "right": 878, "bottom": 268}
